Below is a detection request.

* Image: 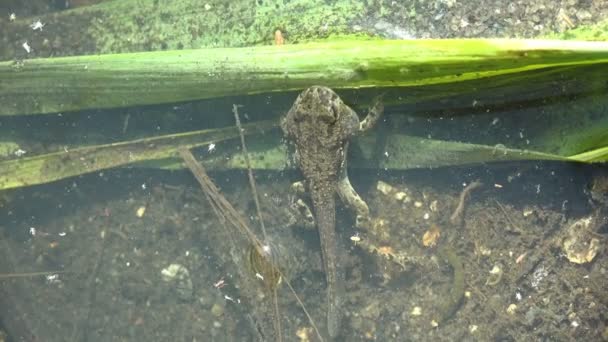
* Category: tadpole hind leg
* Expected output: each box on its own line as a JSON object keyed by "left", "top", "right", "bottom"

{"left": 337, "top": 161, "right": 371, "bottom": 229}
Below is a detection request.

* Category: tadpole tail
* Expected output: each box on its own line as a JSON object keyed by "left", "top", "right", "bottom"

{"left": 436, "top": 245, "right": 465, "bottom": 323}
{"left": 310, "top": 181, "right": 343, "bottom": 338}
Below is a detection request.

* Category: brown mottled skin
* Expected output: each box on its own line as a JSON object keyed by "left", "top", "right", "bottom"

{"left": 281, "top": 86, "right": 383, "bottom": 338}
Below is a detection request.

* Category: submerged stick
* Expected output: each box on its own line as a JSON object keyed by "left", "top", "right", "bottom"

{"left": 179, "top": 148, "right": 323, "bottom": 341}
{"left": 232, "top": 104, "right": 283, "bottom": 341}
{"left": 233, "top": 104, "right": 268, "bottom": 240}
{"left": 0, "top": 270, "right": 67, "bottom": 279}
{"left": 178, "top": 148, "right": 258, "bottom": 244}
{"left": 450, "top": 180, "right": 483, "bottom": 225}
{"left": 179, "top": 148, "right": 273, "bottom": 340}
{"left": 494, "top": 200, "right": 524, "bottom": 234}
{"left": 231, "top": 108, "right": 324, "bottom": 339}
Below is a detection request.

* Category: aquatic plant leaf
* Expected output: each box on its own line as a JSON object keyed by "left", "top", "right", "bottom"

{"left": 0, "top": 124, "right": 606, "bottom": 191}
{"left": 2, "top": 39, "right": 608, "bottom": 116}
{"left": 0, "top": 120, "right": 277, "bottom": 190}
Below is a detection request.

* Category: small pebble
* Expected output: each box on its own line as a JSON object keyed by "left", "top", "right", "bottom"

{"left": 394, "top": 192, "right": 406, "bottom": 201}
{"left": 377, "top": 181, "right": 394, "bottom": 195}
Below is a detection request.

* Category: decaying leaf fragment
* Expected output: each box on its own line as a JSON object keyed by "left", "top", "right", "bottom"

{"left": 562, "top": 216, "right": 602, "bottom": 264}
{"left": 422, "top": 224, "right": 441, "bottom": 247}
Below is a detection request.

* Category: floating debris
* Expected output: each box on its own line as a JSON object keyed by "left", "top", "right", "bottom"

{"left": 30, "top": 19, "right": 45, "bottom": 31}
{"left": 160, "top": 263, "right": 193, "bottom": 301}
{"left": 296, "top": 326, "right": 313, "bottom": 342}
{"left": 485, "top": 264, "right": 503, "bottom": 286}
{"left": 530, "top": 264, "right": 548, "bottom": 290}
{"left": 22, "top": 41, "right": 31, "bottom": 53}
{"left": 376, "top": 180, "right": 395, "bottom": 195}
{"left": 476, "top": 245, "right": 492, "bottom": 257}
{"left": 394, "top": 191, "right": 407, "bottom": 201}
{"left": 376, "top": 246, "right": 395, "bottom": 258}
{"left": 136, "top": 206, "right": 146, "bottom": 218}
{"left": 522, "top": 208, "right": 535, "bottom": 217}
{"left": 515, "top": 252, "right": 527, "bottom": 264}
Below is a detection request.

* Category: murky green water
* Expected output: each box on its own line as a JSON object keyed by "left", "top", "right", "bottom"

{"left": 1, "top": 1, "right": 608, "bottom": 341}
{"left": 1, "top": 81, "right": 607, "bottom": 341}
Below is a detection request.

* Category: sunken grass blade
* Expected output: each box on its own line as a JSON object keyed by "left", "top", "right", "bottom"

{"left": 0, "top": 120, "right": 278, "bottom": 190}
{"left": 0, "top": 123, "right": 606, "bottom": 191}
{"left": 2, "top": 39, "right": 608, "bottom": 116}
{"left": 1, "top": 84, "right": 607, "bottom": 190}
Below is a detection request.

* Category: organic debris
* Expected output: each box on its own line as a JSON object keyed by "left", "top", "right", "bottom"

{"left": 450, "top": 180, "right": 483, "bottom": 225}
{"left": 562, "top": 216, "right": 602, "bottom": 264}
{"left": 422, "top": 224, "right": 441, "bottom": 247}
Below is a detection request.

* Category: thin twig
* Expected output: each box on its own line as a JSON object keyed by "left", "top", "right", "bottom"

{"left": 0, "top": 270, "right": 67, "bottom": 279}
{"left": 121, "top": 113, "right": 130, "bottom": 134}
{"left": 233, "top": 104, "right": 268, "bottom": 240}
{"left": 179, "top": 148, "right": 323, "bottom": 342}
{"left": 235, "top": 103, "right": 280, "bottom": 340}
{"left": 494, "top": 200, "right": 523, "bottom": 234}
{"left": 271, "top": 288, "right": 283, "bottom": 342}
{"left": 180, "top": 148, "right": 280, "bottom": 338}
{"left": 179, "top": 148, "right": 259, "bottom": 244}
{"left": 450, "top": 180, "right": 483, "bottom": 225}
{"left": 71, "top": 228, "right": 108, "bottom": 342}
{"left": 0, "top": 238, "right": 37, "bottom": 340}
{"left": 234, "top": 106, "right": 324, "bottom": 340}
{"left": 283, "top": 275, "right": 323, "bottom": 340}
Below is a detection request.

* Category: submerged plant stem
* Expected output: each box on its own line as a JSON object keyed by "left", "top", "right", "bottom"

{"left": 179, "top": 148, "right": 323, "bottom": 342}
